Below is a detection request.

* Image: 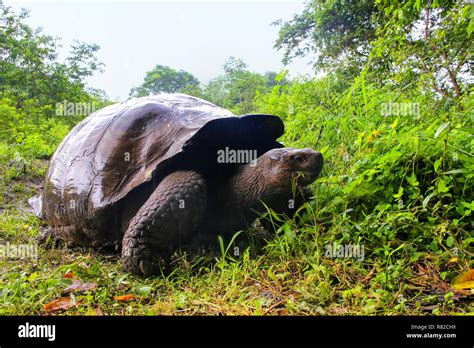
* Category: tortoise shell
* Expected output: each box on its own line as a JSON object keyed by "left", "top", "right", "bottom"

{"left": 38, "top": 94, "right": 284, "bottom": 242}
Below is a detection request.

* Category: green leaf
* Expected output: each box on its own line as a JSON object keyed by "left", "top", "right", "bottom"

{"left": 457, "top": 154, "right": 474, "bottom": 164}
{"left": 437, "top": 179, "right": 450, "bottom": 193}
{"left": 461, "top": 201, "right": 474, "bottom": 210}
{"left": 457, "top": 127, "right": 474, "bottom": 134}
{"left": 393, "top": 186, "right": 404, "bottom": 199}
{"left": 468, "top": 18, "right": 474, "bottom": 36}
{"left": 139, "top": 286, "right": 152, "bottom": 296}
{"left": 434, "top": 158, "right": 442, "bottom": 172}
{"left": 435, "top": 122, "right": 450, "bottom": 138}
{"left": 446, "top": 236, "right": 454, "bottom": 248}
{"left": 407, "top": 173, "right": 419, "bottom": 186}
{"left": 422, "top": 192, "right": 436, "bottom": 210}
{"left": 441, "top": 169, "right": 466, "bottom": 175}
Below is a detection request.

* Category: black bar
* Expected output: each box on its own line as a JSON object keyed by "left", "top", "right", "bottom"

{"left": 0, "top": 316, "right": 472, "bottom": 346}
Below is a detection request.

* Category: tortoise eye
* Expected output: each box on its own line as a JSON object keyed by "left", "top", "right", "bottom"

{"left": 293, "top": 154, "right": 305, "bottom": 162}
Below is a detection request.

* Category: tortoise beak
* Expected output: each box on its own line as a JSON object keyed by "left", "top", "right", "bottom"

{"left": 296, "top": 148, "right": 323, "bottom": 186}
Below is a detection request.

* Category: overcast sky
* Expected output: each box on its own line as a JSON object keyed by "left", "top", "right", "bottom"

{"left": 7, "top": 0, "right": 314, "bottom": 100}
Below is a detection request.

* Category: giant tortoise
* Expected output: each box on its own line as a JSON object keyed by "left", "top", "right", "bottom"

{"left": 30, "top": 94, "right": 323, "bottom": 275}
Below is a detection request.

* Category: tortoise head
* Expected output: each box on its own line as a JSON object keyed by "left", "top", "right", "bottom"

{"left": 257, "top": 147, "right": 323, "bottom": 193}
{"left": 230, "top": 147, "right": 323, "bottom": 206}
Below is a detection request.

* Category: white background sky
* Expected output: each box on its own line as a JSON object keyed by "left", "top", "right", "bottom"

{"left": 7, "top": 0, "right": 315, "bottom": 101}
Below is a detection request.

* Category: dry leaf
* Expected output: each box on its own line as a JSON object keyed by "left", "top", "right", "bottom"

{"left": 273, "top": 308, "right": 289, "bottom": 315}
{"left": 63, "top": 272, "right": 75, "bottom": 279}
{"left": 43, "top": 297, "right": 76, "bottom": 312}
{"left": 421, "top": 304, "right": 439, "bottom": 311}
{"left": 361, "top": 266, "right": 376, "bottom": 283}
{"left": 114, "top": 294, "right": 140, "bottom": 302}
{"left": 416, "top": 264, "right": 428, "bottom": 276}
{"left": 452, "top": 281, "right": 474, "bottom": 290}
{"left": 452, "top": 269, "right": 474, "bottom": 290}
{"left": 64, "top": 279, "right": 97, "bottom": 294}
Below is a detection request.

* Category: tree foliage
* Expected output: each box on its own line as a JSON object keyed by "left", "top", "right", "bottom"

{"left": 202, "top": 56, "right": 284, "bottom": 114}
{"left": 370, "top": 0, "right": 472, "bottom": 99}
{"left": 0, "top": 4, "right": 104, "bottom": 112}
{"left": 274, "top": 0, "right": 380, "bottom": 71}
{"left": 129, "top": 65, "right": 200, "bottom": 97}
{"left": 0, "top": 3, "right": 108, "bottom": 171}
{"left": 130, "top": 57, "right": 286, "bottom": 114}
{"left": 274, "top": 0, "right": 472, "bottom": 99}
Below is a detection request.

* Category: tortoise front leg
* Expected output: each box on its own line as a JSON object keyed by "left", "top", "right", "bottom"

{"left": 121, "top": 171, "right": 207, "bottom": 276}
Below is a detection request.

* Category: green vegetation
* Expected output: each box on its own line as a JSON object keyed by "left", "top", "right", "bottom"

{"left": 0, "top": 0, "right": 472, "bottom": 315}
{"left": 129, "top": 64, "right": 201, "bottom": 97}
{"left": 130, "top": 56, "right": 286, "bottom": 114}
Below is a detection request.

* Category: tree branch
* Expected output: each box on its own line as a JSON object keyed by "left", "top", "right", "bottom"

{"left": 441, "top": 52, "right": 461, "bottom": 97}
{"left": 424, "top": 3, "right": 430, "bottom": 41}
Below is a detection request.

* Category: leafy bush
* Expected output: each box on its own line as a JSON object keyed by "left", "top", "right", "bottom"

{"left": 256, "top": 71, "right": 473, "bottom": 277}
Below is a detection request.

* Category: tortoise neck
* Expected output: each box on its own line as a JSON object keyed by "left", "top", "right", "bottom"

{"left": 229, "top": 163, "right": 268, "bottom": 209}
